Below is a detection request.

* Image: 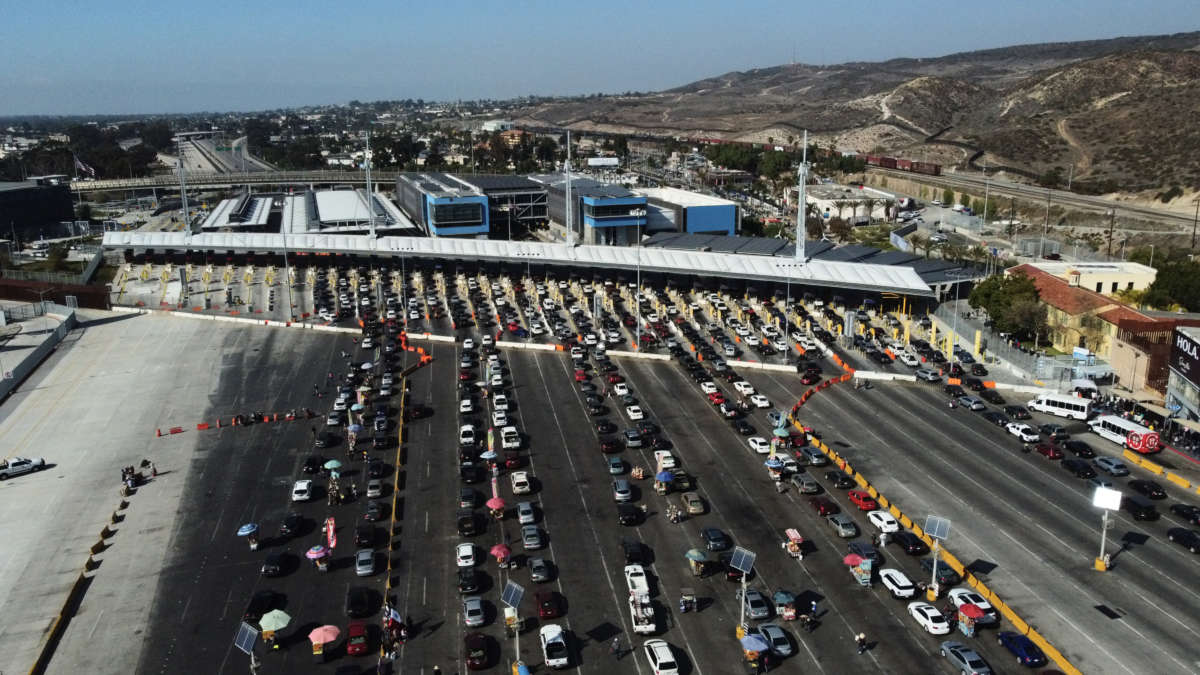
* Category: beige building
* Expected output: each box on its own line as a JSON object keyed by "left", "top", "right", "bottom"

{"left": 1025, "top": 261, "right": 1157, "bottom": 295}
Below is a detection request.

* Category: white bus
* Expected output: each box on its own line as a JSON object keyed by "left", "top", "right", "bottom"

{"left": 1027, "top": 393, "right": 1091, "bottom": 421}
{"left": 1088, "top": 415, "right": 1161, "bottom": 454}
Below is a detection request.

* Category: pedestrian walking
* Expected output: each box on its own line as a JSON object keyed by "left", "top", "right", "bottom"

{"left": 611, "top": 637, "right": 621, "bottom": 658}
{"left": 810, "top": 599, "right": 818, "bottom": 616}
{"left": 856, "top": 633, "right": 867, "bottom": 655}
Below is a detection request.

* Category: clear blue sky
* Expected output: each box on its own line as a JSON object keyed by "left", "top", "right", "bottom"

{"left": 2, "top": 0, "right": 1197, "bottom": 115}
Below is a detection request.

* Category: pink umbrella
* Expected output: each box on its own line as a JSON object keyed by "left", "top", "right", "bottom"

{"left": 308, "top": 625, "right": 340, "bottom": 644}
{"left": 305, "top": 545, "right": 329, "bottom": 560}
{"left": 843, "top": 553, "right": 864, "bottom": 566}
{"left": 486, "top": 497, "right": 505, "bottom": 510}
{"left": 490, "top": 543, "right": 511, "bottom": 559}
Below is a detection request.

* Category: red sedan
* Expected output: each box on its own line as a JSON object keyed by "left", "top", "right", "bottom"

{"left": 801, "top": 373, "right": 821, "bottom": 386}
{"left": 1036, "top": 442, "right": 1064, "bottom": 460}
{"left": 848, "top": 490, "right": 877, "bottom": 511}
{"left": 574, "top": 369, "right": 589, "bottom": 382}
{"left": 536, "top": 590, "right": 560, "bottom": 618}
{"left": 606, "top": 373, "right": 625, "bottom": 384}
{"left": 346, "top": 620, "right": 369, "bottom": 656}
{"left": 707, "top": 392, "right": 726, "bottom": 405}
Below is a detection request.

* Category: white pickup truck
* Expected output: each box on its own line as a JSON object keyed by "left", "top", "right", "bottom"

{"left": 623, "top": 564, "right": 649, "bottom": 595}
{"left": 0, "top": 456, "right": 46, "bottom": 480}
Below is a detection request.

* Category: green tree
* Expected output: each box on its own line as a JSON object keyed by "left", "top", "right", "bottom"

{"left": 828, "top": 217, "right": 852, "bottom": 242}
{"left": 740, "top": 215, "right": 765, "bottom": 237}
{"left": 959, "top": 192, "right": 971, "bottom": 207}
{"left": 47, "top": 245, "right": 70, "bottom": 271}
{"left": 942, "top": 188, "right": 954, "bottom": 205}
{"left": 1145, "top": 260, "right": 1200, "bottom": 311}
{"left": 968, "top": 271, "right": 1044, "bottom": 341}
{"left": 806, "top": 215, "right": 825, "bottom": 240}
{"left": 141, "top": 121, "right": 174, "bottom": 151}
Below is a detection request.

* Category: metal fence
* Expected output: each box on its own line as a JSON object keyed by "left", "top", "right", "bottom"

{"left": 932, "top": 300, "right": 1044, "bottom": 380}
{"left": 0, "top": 249, "right": 104, "bottom": 286}
{"left": 0, "top": 303, "right": 77, "bottom": 399}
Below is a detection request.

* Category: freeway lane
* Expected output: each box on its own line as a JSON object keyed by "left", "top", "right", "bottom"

{"left": 772, "top": 376, "right": 1200, "bottom": 675}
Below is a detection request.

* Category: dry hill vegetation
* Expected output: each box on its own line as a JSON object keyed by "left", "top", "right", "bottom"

{"left": 514, "top": 32, "right": 1200, "bottom": 191}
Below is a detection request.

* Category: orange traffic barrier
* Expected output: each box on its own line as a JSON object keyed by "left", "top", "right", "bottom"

{"left": 155, "top": 429, "right": 162, "bottom": 437}
{"left": 196, "top": 423, "right": 210, "bottom": 430}
{"left": 216, "top": 418, "right": 221, "bottom": 428}
{"left": 169, "top": 427, "right": 183, "bottom": 435}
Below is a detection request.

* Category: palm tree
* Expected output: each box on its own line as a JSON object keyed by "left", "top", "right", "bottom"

{"left": 833, "top": 200, "right": 850, "bottom": 221}
{"left": 859, "top": 198, "right": 878, "bottom": 225}
{"left": 910, "top": 233, "right": 931, "bottom": 257}
{"left": 882, "top": 198, "right": 896, "bottom": 223}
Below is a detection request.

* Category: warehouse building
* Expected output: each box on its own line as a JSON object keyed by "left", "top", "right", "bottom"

{"left": 0, "top": 176, "right": 75, "bottom": 241}
{"left": 444, "top": 174, "right": 547, "bottom": 239}
{"left": 528, "top": 174, "right": 647, "bottom": 246}
{"left": 280, "top": 188, "right": 416, "bottom": 235}
{"left": 638, "top": 186, "right": 737, "bottom": 236}
{"left": 395, "top": 173, "right": 490, "bottom": 238}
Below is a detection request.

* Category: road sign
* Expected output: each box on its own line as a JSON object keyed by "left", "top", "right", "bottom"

{"left": 924, "top": 516, "right": 951, "bottom": 541}
{"left": 233, "top": 621, "right": 259, "bottom": 655}
{"left": 501, "top": 580, "right": 525, "bottom": 609}
{"left": 729, "top": 546, "right": 757, "bottom": 575}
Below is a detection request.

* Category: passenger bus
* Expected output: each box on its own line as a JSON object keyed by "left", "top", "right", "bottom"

{"left": 1088, "top": 415, "right": 1161, "bottom": 454}
{"left": 1026, "top": 393, "right": 1091, "bottom": 421}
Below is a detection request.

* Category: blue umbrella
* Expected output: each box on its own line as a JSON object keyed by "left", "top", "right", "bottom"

{"left": 516, "top": 663, "right": 531, "bottom": 675}
{"left": 480, "top": 450, "right": 498, "bottom": 460}
{"left": 740, "top": 634, "right": 769, "bottom": 651}
{"left": 347, "top": 424, "right": 364, "bottom": 433}
{"left": 237, "top": 523, "right": 259, "bottom": 537}
{"left": 764, "top": 457, "right": 784, "bottom": 469}
{"left": 655, "top": 471, "right": 674, "bottom": 482}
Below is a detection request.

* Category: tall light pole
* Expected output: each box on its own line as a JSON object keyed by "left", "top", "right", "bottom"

{"left": 794, "top": 130, "right": 809, "bottom": 265}
{"left": 1192, "top": 198, "right": 1199, "bottom": 251}
{"left": 1039, "top": 187, "right": 1051, "bottom": 258}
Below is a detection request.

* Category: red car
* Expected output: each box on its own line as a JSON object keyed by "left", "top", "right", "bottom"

{"left": 1036, "top": 442, "right": 1064, "bottom": 460}
{"left": 346, "top": 620, "right": 369, "bottom": 656}
{"left": 574, "top": 370, "right": 588, "bottom": 382}
{"left": 464, "top": 632, "right": 489, "bottom": 670}
{"left": 801, "top": 373, "right": 821, "bottom": 386}
{"left": 809, "top": 496, "right": 838, "bottom": 516}
{"left": 536, "top": 590, "right": 560, "bottom": 618}
{"left": 504, "top": 450, "right": 522, "bottom": 469}
{"left": 606, "top": 374, "right": 624, "bottom": 384}
{"left": 600, "top": 440, "right": 622, "bottom": 453}
{"left": 848, "top": 490, "right": 877, "bottom": 511}
{"left": 707, "top": 392, "right": 726, "bottom": 405}
{"left": 459, "top": 370, "right": 473, "bottom": 381}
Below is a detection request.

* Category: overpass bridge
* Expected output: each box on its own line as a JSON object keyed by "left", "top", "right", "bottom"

{"left": 72, "top": 170, "right": 397, "bottom": 194}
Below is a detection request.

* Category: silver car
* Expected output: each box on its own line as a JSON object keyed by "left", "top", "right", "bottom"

{"left": 529, "top": 557, "right": 552, "bottom": 582}
{"left": 736, "top": 588, "right": 770, "bottom": 620}
{"left": 940, "top": 640, "right": 992, "bottom": 674}
{"left": 521, "top": 525, "right": 545, "bottom": 550}
{"left": 827, "top": 513, "right": 858, "bottom": 538}
{"left": 756, "top": 623, "right": 793, "bottom": 656}
{"left": 463, "top": 595, "right": 485, "bottom": 627}
{"left": 517, "top": 501, "right": 536, "bottom": 525}
{"left": 354, "top": 549, "right": 375, "bottom": 577}
{"left": 612, "top": 479, "right": 633, "bottom": 503}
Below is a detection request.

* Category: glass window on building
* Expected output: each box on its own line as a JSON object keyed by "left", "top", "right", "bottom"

{"left": 584, "top": 203, "right": 637, "bottom": 219}
{"left": 432, "top": 202, "right": 482, "bottom": 225}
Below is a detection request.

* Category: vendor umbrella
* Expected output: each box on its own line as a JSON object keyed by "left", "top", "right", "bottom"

{"left": 347, "top": 424, "right": 364, "bottom": 434}
{"left": 308, "top": 625, "right": 340, "bottom": 644}
{"left": 685, "top": 549, "right": 708, "bottom": 562}
{"left": 486, "top": 497, "right": 505, "bottom": 510}
{"left": 772, "top": 427, "right": 790, "bottom": 438}
{"left": 739, "top": 634, "right": 770, "bottom": 652}
{"left": 763, "top": 457, "right": 784, "bottom": 469}
{"left": 306, "top": 545, "right": 329, "bottom": 560}
{"left": 350, "top": 403, "right": 365, "bottom": 412}
{"left": 258, "top": 609, "right": 292, "bottom": 632}
{"left": 655, "top": 471, "right": 674, "bottom": 482}
{"left": 329, "top": 470, "right": 340, "bottom": 479}
{"left": 480, "top": 450, "right": 498, "bottom": 460}
{"left": 237, "top": 523, "right": 259, "bottom": 537}
{"left": 843, "top": 553, "right": 864, "bottom": 566}
{"left": 958, "top": 603, "right": 986, "bottom": 619}
{"left": 490, "top": 543, "right": 511, "bottom": 559}
{"left": 356, "top": 385, "right": 372, "bottom": 393}
{"left": 323, "top": 459, "right": 343, "bottom": 470}
{"left": 360, "top": 362, "right": 374, "bottom": 371}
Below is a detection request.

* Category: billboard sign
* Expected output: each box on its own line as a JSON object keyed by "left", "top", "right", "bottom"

{"left": 1171, "top": 329, "right": 1200, "bottom": 389}
{"left": 587, "top": 157, "right": 619, "bottom": 167}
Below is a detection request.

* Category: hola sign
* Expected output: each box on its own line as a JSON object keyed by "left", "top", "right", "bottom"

{"left": 1127, "top": 429, "right": 1160, "bottom": 452}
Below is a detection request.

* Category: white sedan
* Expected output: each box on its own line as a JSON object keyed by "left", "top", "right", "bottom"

{"left": 880, "top": 568, "right": 916, "bottom": 599}
{"left": 867, "top": 510, "right": 900, "bottom": 533}
{"left": 750, "top": 394, "right": 770, "bottom": 409}
{"left": 494, "top": 394, "right": 509, "bottom": 411}
{"left": 455, "top": 543, "right": 475, "bottom": 568}
{"left": 613, "top": 382, "right": 630, "bottom": 397}
{"left": 700, "top": 381, "right": 718, "bottom": 395}
{"left": 539, "top": 623, "right": 570, "bottom": 669}
{"left": 748, "top": 437, "right": 771, "bottom": 454}
{"left": 626, "top": 405, "right": 645, "bottom": 421}
{"left": 653, "top": 451, "right": 677, "bottom": 469}
{"left": 462, "top": 338, "right": 474, "bottom": 351}
{"left": 1006, "top": 422, "right": 1040, "bottom": 443}
{"left": 907, "top": 601, "right": 951, "bottom": 635}
{"left": 459, "top": 398, "right": 474, "bottom": 414}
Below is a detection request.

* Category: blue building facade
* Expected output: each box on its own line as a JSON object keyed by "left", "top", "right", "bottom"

{"left": 396, "top": 173, "right": 490, "bottom": 238}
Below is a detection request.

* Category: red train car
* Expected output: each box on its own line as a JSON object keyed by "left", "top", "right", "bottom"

{"left": 879, "top": 157, "right": 897, "bottom": 169}
{"left": 912, "top": 161, "right": 942, "bottom": 176}
{"left": 895, "top": 158, "right": 912, "bottom": 171}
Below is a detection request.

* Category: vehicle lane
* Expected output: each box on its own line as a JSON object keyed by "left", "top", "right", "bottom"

{"left": 619, "top": 356, "right": 942, "bottom": 675}
{"left": 793, "top": 380, "right": 1200, "bottom": 675}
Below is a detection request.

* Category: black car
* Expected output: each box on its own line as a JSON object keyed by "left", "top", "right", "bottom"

{"left": 1061, "top": 458, "right": 1096, "bottom": 478}
{"left": 244, "top": 590, "right": 281, "bottom": 624}
{"left": 1005, "top": 405, "right": 1031, "bottom": 420}
{"left": 1129, "top": 479, "right": 1167, "bottom": 499}
{"left": 920, "top": 557, "right": 961, "bottom": 586}
{"left": 617, "top": 504, "right": 641, "bottom": 526}
{"left": 372, "top": 435, "right": 388, "bottom": 449}
{"left": 637, "top": 421, "right": 660, "bottom": 436}
{"left": 587, "top": 404, "right": 606, "bottom": 416}
{"left": 1170, "top": 504, "right": 1200, "bottom": 526}
{"left": 313, "top": 433, "right": 333, "bottom": 448}
{"left": 367, "top": 459, "right": 387, "bottom": 478}
{"left": 1167, "top": 528, "right": 1200, "bottom": 553}
{"left": 890, "top": 531, "right": 928, "bottom": 555}
{"left": 824, "top": 470, "right": 855, "bottom": 489}
{"left": 260, "top": 552, "right": 284, "bottom": 578}
{"left": 595, "top": 420, "right": 617, "bottom": 434}
{"left": 457, "top": 568, "right": 480, "bottom": 593}
{"left": 1039, "top": 424, "right": 1070, "bottom": 442}
{"left": 279, "top": 512, "right": 303, "bottom": 537}
{"left": 355, "top": 522, "right": 376, "bottom": 547}
{"left": 719, "top": 552, "right": 751, "bottom": 581}
{"left": 345, "top": 586, "right": 372, "bottom": 617}
{"left": 970, "top": 363, "right": 989, "bottom": 376}
{"left": 732, "top": 418, "right": 755, "bottom": 435}
{"left": 943, "top": 384, "right": 965, "bottom": 397}
{"left": 302, "top": 455, "right": 325, "bottom": 474}
{"left": 620, "top": 538, "right": 645, "bottom": 564}
{"left": 963, "top": 377, "right": 984, "bottom": 392}
{"left": 701, "top": 527, "right": 731, "bottom": 551}
{"left": 979, "top": 389, "right": 1005, "bottom": 405}
{"left": 981, "top": 411, "right": 1010, "bottom": 427}
{"left": 363, "top": 500, "right": 383, "bottom": 521}
{"left": 1064, "top": 440, "right": 1095, "bottom": 458}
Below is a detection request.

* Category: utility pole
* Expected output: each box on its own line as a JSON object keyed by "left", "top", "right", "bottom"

{"left": 1106, "top": 209, "right": 1116, "bottom": 259}
{"left": 795, "top": 130, "right": 808, "bottom": 264}
{"left": 1192, "top": 198, "right": 1199, "bottom": 251}
{"left": 565, "top": 130, "right": 573, "bottom": 246}
{"left": 1039, "top": 188, "right": 1051, "bottom": 258}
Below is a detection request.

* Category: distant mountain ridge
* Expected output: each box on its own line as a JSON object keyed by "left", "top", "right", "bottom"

{"left": 514, "top": 31, "right": 1200, "bottom": 190}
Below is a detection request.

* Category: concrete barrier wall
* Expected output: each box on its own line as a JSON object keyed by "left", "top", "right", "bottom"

{"left": 607, "top": 350, "right": 671, "bottom": 362}
{"left": 852, "top": 370, "right": 918, "bottom": 383}
{"left": 727, "top": 359, "right": 797, "bottom": 373}
{"left": 0, "top": 306, "right": 77, "bottom": 403}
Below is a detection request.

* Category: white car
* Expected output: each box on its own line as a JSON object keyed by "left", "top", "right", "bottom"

{"left": 898, "top": 352, "right": 921, "bottom": 367}
{"left": 480, "top": 336, "right": 493, "bottom": 347}
{"left": 291, "top": 480, "right": 313, "bottom": 502}
{"left": 462, "top": 338, "right": 475, "bottom": 351}
{"left": 539, "top": 624, "right": 570, "bottom": 669}
{"left": 700, "top": 381, "right": 718, "bottom": 395}
{"left": 750, "top": 394, "right": 770, "bottom": 409}
{"left": 624, "top": 564, "right": 650, "bottom": 594}
{"left": 492, "top": 410, "right": 508, "bottom": 427}
{"left": 626, "top": 405, "right": 645, "bottom": 421}
{"left": 867, "top": 510, "right": 900, "bottom": 533}
{"left": 733, "top": 381, "right": 755, "bottom": 395}
{"left": 748, "top": 437, "right": 771, "bottom": 454}
{"left": 947, "top": 588, "right": 999, "bottom": 624}
{"left": 511, "top": 471, "right": 532, "bottom": 494}
{"left": 333, "top": 397, "right": 349, "bottom": 412}
{"left": 459, "top": 398, "right": 474, "bottom": 414}
{"left": 880, "top": 568, "right": 917, "bottom": 599}
{"left": 361, "top": 337, "right": 375, "bottom": 349}
{"left": 455, "top": 543, "right": 475, "bottom": 567}
{"left": 490, "top": 372, "right": 503, "bottom": 387}
{"left": 0, "top": 456, "right": 46, "bottom": 479}
{"left": 653, "top": 451, "right": 677, "bottom": 469}
{"left": 642, "top": 639, "right": 679, "bottom": 675}
{"left": 493, "top": 394, "right": 509, "bottom": 411}
{"left": 613, "top": 382, "right": 630, "bottom": 397}
{"left": 908, "top": 601, "right": 951, "bottom": 635}
{"left": 1006, "top": 422, "right": 1040, "bottom": 443}
{"left": 459, "top": 424, "right": 476, "bottom": 446}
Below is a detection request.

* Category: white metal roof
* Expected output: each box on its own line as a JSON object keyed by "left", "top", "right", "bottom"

{"left": 102, "top": 232, "right": 933, "bottom": 295}
{"left": 314, "top": 190, "right": 371, "bottom": 223}
{"left": 638, "top": 186, "right": 735, "bottom": 209}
